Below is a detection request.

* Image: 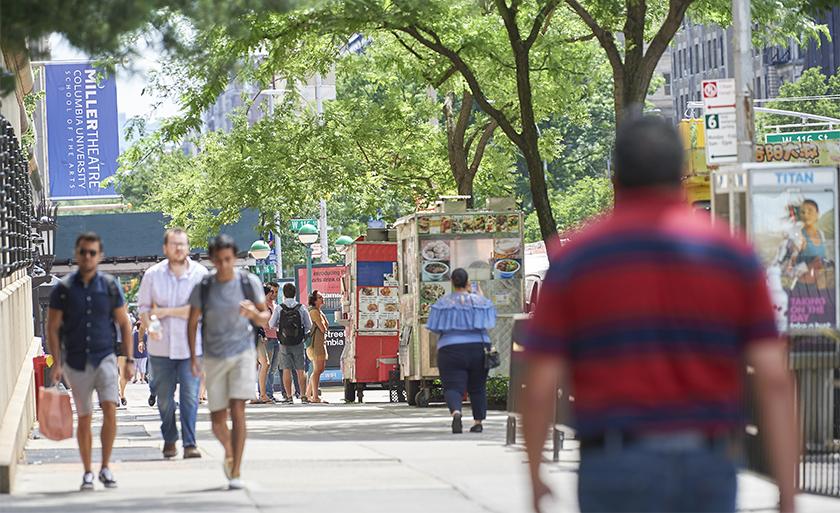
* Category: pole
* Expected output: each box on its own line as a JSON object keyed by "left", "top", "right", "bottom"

{"left": 732, "top": 0, "right": 755, "bottom": 163}
{"left": 319, "top": 199, "right": 328, "bottom": 264}
{"left": 305, "top": 244, "right": 313, "bottom": 302}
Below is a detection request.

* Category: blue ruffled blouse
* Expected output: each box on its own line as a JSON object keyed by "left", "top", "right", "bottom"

{"left": 427, "top": 292, "right": 496, "bottom": 348}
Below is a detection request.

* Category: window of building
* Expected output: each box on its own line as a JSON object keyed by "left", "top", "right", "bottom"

{"left": 694, "top": 44, "right": 700, "bottom": 73}
{"left": 707, "top": 40, "right": 712, "bottom": 70}
{"left": 664, "top": 73, "right": 672, "bottom": 95}
{"left": 755, "top": 76, "right": 762, "bottom": 99}
{"left": 720, "top": 37, "right": 725, "bottom": 68}
{"left": 713, "top": 39, "right": 718, "bottom": 68}
{"left": 679, "top": 49, "right": 684, "bottom": 78}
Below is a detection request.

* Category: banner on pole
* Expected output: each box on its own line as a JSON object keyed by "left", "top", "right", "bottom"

{"left": 45, "top": 62, "right": 120, "bottom": 199}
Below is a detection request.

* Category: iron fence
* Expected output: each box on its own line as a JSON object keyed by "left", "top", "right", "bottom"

{"left": 745, "top": 333, "right": 840, "bottom": 497}
{"left": 0, "top": 115, "right": 33, "bottom": 278}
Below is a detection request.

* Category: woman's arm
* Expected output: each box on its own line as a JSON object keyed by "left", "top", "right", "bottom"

{"left": 311, "top": 309, "right": 328, "bottom": 333}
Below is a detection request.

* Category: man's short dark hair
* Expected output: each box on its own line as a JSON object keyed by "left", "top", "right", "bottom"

{"left": 283, "top": 283, "right": 296, "bottom": 299}
{"left": 75, "top": 232, "right": 103, "bottom": 251}
{"left": 208, "top": 234, "right": 238, "bottom": 258}
{"left": 164, "top": 227, "right": 188, "bottom": 245}
{"left": 613, "top": 115, "right": 684, "bottom": 189}
{"left": 268, "top": 281, "right": 279, "bottom": 289}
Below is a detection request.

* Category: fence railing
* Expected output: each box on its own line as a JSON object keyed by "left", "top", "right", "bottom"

{"left": 0, "top": 115, "right": 33, "bottom": 278}
{"left": 745, "top": 333, "right": 840, "bottom": 497}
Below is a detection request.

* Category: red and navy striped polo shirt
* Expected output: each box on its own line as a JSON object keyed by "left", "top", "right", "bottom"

{"left": 525, "top": 189, "right": 780, "bottom": 438}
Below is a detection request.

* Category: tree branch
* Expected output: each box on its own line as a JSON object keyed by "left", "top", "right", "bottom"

{"left": 642, "top": 0, "right": 693, "bottom": 80}
{"left": 525, "top": 0, "right": 562, "bottom": 50}
{"left": 391, "top": 31, "right": 426, "bottom": 61}
{"left": 396, "top": 25, "right": 523, "bottom": 147}
{"left": 469, "top": 119, "right": 499, "bottom": 175}
{"left": 563, "top": 0, "right": 623, "bottom": 72}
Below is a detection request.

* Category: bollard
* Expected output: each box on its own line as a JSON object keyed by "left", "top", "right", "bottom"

{"left": 505, "top": 415, "right": 517, "bottom": 446}
{"left": 552, "top": 427, "right": 563, "bottom": 462}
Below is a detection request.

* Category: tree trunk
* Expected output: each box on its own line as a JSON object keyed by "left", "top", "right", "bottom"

{"left": 444, "top": 91, "right": 476, "bottom": 207}
{"left": 521, "top": 138, "right": 555, "bottom": 241}
{"left": 613, "top": 65, "right": 652, "bottom": 128}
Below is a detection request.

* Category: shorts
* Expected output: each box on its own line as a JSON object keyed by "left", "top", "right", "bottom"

{"left": 256, "top": 336, "right": 269, "bottom": 361}
{"left": 64, "top": 353, "right": 120, "bottom": 416}
{"left": 279, "top": 343, "right": 305, "bottom": 371}
{"left": 204, "top": 348, "right": 257, "bottom": 412}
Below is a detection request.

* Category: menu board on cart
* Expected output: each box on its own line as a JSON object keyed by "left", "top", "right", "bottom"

{"left": 415, "top": 212, "right": 524, "bottom": 321}
{"left": 358, "top": 286, "right": 399, "bottom": 332}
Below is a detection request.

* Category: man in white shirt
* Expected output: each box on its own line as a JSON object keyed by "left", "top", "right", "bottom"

{"left": 138, "top": 228, "right": 208, "bottom": 459}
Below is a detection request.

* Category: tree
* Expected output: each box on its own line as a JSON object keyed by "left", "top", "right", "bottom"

{"left": 558, "top": 0, "right": 825, "bottom": 126}
{"left": 756, "top": 67, "right": 840, "bottom": 139}
{"left": 523, "top": 176, "right": 613, "bottom": 242}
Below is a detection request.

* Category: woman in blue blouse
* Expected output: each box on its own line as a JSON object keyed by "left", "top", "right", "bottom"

{"left": 428, "top": 268, "right": 496, "bottom": 434}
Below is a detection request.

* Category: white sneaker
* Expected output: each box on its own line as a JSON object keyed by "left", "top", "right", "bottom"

{"left": 223, "top": 457, "right": 233, "bottom": 480}
{"left": 228, "top": 477, "right": 245, "bottom": 490}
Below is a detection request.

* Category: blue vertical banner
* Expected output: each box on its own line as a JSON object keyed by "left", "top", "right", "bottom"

{"left": 44, "top": 62, "right": 120, "bottom": 199}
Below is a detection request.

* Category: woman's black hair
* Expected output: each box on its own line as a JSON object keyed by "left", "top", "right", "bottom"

{"left": 308, "top": 289, "right": 321, "bottom": 307}
{"left": 451, "top": 268, "right": 469, "bottom": 289}
{"left": 803, "top": 199, "right": 820, "bottom": 212}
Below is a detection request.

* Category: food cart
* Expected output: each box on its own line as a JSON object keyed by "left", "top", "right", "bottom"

{"left": 339, "top": 234, "right": 401, "bottom": 402}
{"left": 395, "top": 199, "right": 525, "bottom": 407}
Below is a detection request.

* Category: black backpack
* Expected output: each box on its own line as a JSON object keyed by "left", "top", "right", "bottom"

{"left": 277, "top": 304, "right": 305, "bottom": 346}
{"left": 198, "top": 270, "right": 261, "bottom": 346}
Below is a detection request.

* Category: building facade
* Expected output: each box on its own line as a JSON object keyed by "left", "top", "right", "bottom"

{"left": 669, "top": 20, "right": 806, "bottom": 121}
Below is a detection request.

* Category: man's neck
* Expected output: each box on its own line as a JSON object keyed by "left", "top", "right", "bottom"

{"left": 168, "top": 258, "right": 188, "bottom": 277}
{"left": 78, "top": 268, "right": 97, "bottom": 284}
{"left": 216, "top": 270, "right": 235, "bottom": 282}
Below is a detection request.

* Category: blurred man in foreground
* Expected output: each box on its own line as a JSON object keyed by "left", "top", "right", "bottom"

{"left": 522, "top": 116, "right": 798, "bottom": 513}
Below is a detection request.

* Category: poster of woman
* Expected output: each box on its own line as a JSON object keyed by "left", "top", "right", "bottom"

{"left": 752, "top": 192, "right": 837, "bottom": 331}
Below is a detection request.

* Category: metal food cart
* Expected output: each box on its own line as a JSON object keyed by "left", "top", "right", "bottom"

{"left": 339, "top": 234, "right": 402, "bottom": 403}
{"left": 395, "top": 199, "right": 525, "bottom": 407}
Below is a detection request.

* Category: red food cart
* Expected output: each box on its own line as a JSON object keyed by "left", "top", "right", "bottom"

{"left": 339, "top": 234, "right": 403, "bottom": 403}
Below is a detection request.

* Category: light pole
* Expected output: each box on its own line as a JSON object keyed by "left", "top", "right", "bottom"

{"left": 335, "top": 235, "right": 354, "bottom": 261}
{"left": 249, "top": 239, "right": 272, "bottom": 281}
{"left": 297, "top": 224, "right": 319, "bottom": 299}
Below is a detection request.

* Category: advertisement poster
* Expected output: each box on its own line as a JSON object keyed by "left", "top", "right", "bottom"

{"left": 295, "top": 264, "right": 345, "bottom": 303}
{"left": 45, "top": 63, "right": 120, "bottom": 199}
{"left": 752, "top": 191, "right": 837, "bottom": 330}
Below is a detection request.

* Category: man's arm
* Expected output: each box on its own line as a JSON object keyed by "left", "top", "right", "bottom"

{"left": 46, "top": 308, "right": 64, "bottom": 383}
{"left": 114, "top": 305, "right": 135, "bottom": 381}
{"left": 188, "top": 306, "right": 202, "bottom": 377}
{"left": 269, "top": 306, "right": 280, "bottom": 329}
{"left": 152, "top": 305, "right": 191, "bottom": 319}
{"left": 522, "top": 355, "right": 566, "bottom": 513}
{"left": 746, "top": 340, "right": 798, "bottom": 513}
{"left": 137, "top": 272, "right": 153, "bottom": 328}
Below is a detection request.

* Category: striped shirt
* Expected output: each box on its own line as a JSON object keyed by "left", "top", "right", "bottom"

{"left": 524, "top": 190, "right": 780, "bottom": 438}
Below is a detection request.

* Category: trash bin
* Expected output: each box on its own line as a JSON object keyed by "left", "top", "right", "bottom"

{"left": 33, "top": 355, "right": 47, "bottom": 410}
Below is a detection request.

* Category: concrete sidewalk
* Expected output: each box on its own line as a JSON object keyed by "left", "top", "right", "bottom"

{"left": 1, "top": 382, "right": 838, "bottom": 512}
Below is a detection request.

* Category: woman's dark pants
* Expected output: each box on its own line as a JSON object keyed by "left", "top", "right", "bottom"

{"left": 437, "top": 343, "right": 488, "bottom": 420}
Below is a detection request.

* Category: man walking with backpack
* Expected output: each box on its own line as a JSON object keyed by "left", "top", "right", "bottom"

{"left": 270, "top": 283, "right": 311, "bottom": 404}
{"left": 188, "top": 235, "right": 269, "bottom": 489}
{"left": 47, "top": 232, "right": 134, "bottom": 491}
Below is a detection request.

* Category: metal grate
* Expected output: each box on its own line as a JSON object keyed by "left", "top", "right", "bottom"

{"left": 745, "top": 334, "right": 840, "bottom": 497}
{"left": 0, "top": 115, "right": 33, "bottom": 278}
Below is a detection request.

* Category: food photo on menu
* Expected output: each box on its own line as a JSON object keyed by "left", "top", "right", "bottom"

{"left": 494, "top": 238, "right": 522, "bottom": 259}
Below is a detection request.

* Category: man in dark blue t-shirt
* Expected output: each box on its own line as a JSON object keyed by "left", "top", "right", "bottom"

{"left": 47, "top": 232, "right": 134, "bottom": 491}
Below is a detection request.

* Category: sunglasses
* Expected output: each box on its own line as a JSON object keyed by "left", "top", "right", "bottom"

{"left": 79, "top": 249, "right": 99, "bottom": 257}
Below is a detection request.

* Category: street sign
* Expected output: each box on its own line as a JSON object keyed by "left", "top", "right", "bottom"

{"left": 702, "top": 78, "right": 738, "bottom": 166}
{"left": 765, "top": 130, "right": 840, "bottom": 143}
{"left": 311, "top": 243, "right": 323, "bottom": 259}
{"left": 704, "top": 110, "right": 738, "bottom": 165}
{"left": 289, "top": 218, "right": 317, "bottom": 232}
{"left": 701, "top": 79, "right": 736, "bottom": 109}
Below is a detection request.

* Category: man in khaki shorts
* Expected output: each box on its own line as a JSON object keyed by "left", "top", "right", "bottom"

{"left": 188, "top": 235, "right": 268, "bottom": 489}
{"left": 47, "top": 232, "right": 134, "bottom": 491}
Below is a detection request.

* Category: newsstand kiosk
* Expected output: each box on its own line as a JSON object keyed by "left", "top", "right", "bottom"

{"left": 395, "top": 198, "right": 525, "bottom": 407}
{"left": 712, "top": 162, "right": 840, "bottom": 457}
{"left": 339, "top": 233, "right": 402, "bottom": 402}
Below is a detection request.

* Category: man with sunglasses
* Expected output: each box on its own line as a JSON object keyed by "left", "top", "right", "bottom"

{"left": 137, "top": 228, "right": 208, "bottom": 459}
{"left": 47, "top": 232, "right": 134, "bottom": 491}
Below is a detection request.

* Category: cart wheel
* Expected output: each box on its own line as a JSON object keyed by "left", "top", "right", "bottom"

{"left": 343, "top": 380, "right": 355, "bottom": 403}
{"left": 389, "top": 388, "right": 400, "bottom": 403}
{"left": 405, "top": 379, "right": 420, "bottom": 406}
{"left": 415, "top": 389, "right": 431, "bottom": 408}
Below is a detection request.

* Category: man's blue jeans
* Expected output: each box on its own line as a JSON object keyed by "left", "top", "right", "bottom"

{"left": 264, "top": 339, "right": 280, "bottom": 399}
{"left": 149, "top": 356, "right": 200, "bottom": 447}
{"left": 577, "top": 442, "right": 738, "bottom": 512}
